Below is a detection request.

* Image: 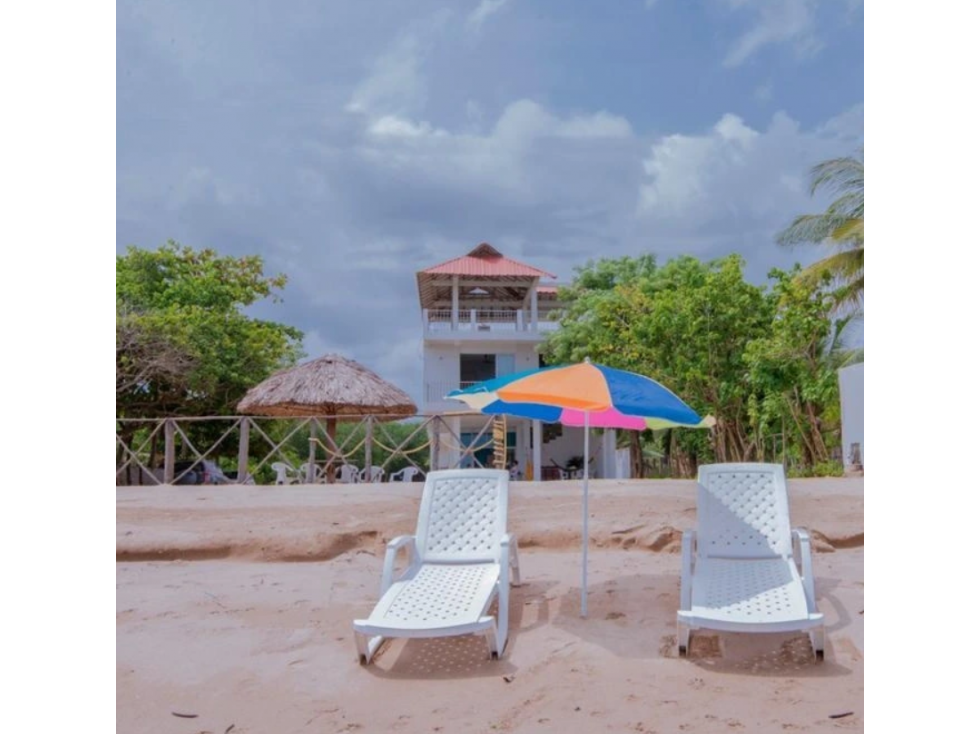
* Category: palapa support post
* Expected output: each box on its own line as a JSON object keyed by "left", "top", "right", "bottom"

{"left": 307, "top": 432, "right": 317, "bottom": 484}
{"left": 365, "top": 416, "right": 373, "bottom": 476}
{"left": 237, "top": 418, "right": 251, "bottom": 483}
{"left": 164, "top": 419, "right": 175, "bottom": 484}
{"left": 326, "top": 417, "right": 337, "bottom": 484}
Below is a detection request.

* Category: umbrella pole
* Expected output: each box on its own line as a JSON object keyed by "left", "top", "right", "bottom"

{"left": 581, "top": 410, "right": 589, "bottom": 618}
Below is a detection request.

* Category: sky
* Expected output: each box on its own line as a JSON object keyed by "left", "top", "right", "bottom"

{"left": 116, "top": 0, "right": 864, "bottom": 406}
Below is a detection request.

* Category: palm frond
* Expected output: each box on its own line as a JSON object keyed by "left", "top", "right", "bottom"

{"left": 830, "top": 217, "right": 863, "bottom": 243}
{"left": 777, "top": 149, "right": 864, "bottom": 308}
{"left": 799, "top": 249, "right": 863, "bottom": 282}
{"left": 832, "top": 277, "right": 864, "bottom": 310}
{"left": 809, "top": 154, "right": 864, "bottom": 198}
{"left": 776, "top": 213, "right": 841, "bottom": 247}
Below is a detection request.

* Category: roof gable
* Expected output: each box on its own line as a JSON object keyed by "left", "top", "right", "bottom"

{"left": 419, "top": 242, "right": 556, "bottom": 279}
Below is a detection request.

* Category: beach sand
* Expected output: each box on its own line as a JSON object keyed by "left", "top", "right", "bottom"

{"left": 117, "top": 478, "right": 863, "bottom": 733}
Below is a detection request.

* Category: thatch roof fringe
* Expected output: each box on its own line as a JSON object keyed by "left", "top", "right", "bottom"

{"left": 236, "top": 354, "right": 416, "bottom": 419}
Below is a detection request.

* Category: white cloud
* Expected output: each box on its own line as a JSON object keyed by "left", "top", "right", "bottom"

{"left": 557, "top": 111, "right": 634, "bottom": 139}
{"left": 466, "top": 0, "right": 511, "bottom": 31}
{"left": 637, "top": 105, "right": 863, "bottom": 259}
{"left": 347, "top": 99, "right": 637, "bottom": 210}
{"left": 721, "top": 0, "right": 821, "bottom": 67}
{"left": 368, "top": 115, "right": 448, "bottom": 138}
{"left": 345, "top": 11, "right": 451, "bottom": 117}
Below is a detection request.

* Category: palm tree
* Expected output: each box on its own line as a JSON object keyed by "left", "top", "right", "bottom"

{"left": 777, "top": 150, "right": 863, "bottom": 309}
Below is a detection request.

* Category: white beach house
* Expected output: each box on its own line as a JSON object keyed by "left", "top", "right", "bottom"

{"left": 418, "top": 243, "right": 621, "bottom": 480}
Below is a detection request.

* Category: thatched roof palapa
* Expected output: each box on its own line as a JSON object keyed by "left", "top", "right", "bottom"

{"left": 236, "top": 354, "right": 417, "bottom": 419}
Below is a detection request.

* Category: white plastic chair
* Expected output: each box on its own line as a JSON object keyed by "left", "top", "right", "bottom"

{"left": 353, "top": 469, "right": 522, "bottom": 665}
{"left": 677, "top": 463, "right": 825, "bottom": 660}
{"left": 388, "top": 466, "right": 422, "bottom": 482}
{"left": 299, "top": 463, "right": 323, "bottom": 483}
{"left": 335, "top": 464, "right": 360, "bottom": 484}
{"left": 270, "top": 462, "right": 298, "bottom": 485}
{"left": 359, "top": 465, "right": 385, "bottom": 483}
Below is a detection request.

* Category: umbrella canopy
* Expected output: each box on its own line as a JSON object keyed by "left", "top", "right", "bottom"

{"left": 447, "top": 359, "right": 713, "bottom": 617}
{"left": 449, "top": 361, "right": 714, "bottom": 430}
{"left": 236, "top": 354, "right": 416, "bottom": 419}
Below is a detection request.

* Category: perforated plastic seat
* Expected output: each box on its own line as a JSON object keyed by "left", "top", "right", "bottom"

{"left": 353, "top": 469, "right": 521, "bottom": 665}
{"left": 683, "top": 558, "right": 818, "bottom": 629}
{"left": 677, "top": 463, "right": 824, "bottom": 659}
{"left": 356, "top": 563, "right": 501, "bottom": 636}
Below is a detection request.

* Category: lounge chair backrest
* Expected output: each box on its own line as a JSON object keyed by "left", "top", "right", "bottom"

{"left": 415, "top": 469, "right": 509, "bottom": 564}
{"left": 696, "top": 463, "right": 791, "bottom": 560}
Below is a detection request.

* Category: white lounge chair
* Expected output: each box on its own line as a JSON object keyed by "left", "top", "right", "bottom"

{"left": 677, "top": 463, "right": 825, "bottom": 660}
{"left": 389, "top": 466, "right": 422, "bottom": 482}
{"left": 299, "top": 462, "right": 323, "bottom": 483}
{"left": 353, "top": 469, "right": 521, "bottom": 665}
{"left": 271, "top": 462, "right": 297, "bottom": 485}
{"left": 359, "top": 465, "right": 385, "bottom": 483}
{"left": 335, "top": 463, "right": 360, "bottom": 484}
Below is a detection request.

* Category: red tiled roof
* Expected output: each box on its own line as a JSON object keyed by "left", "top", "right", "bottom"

{"left": 420, "top": 243, "right": 556, "bottom": 279}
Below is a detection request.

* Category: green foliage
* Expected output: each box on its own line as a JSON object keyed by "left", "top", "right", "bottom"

{"left": 788, "top": 461, "right": 845, "bottom": 479}
{"left": 116, "top": 241, "right": 304, "bottom": 418}
{"left": 280, "top": 419, "right": 432, "bottom": 475}
{"left": 542, "top": 252, "right": 851, "bottom": 476}
{"left": 543, "top": 254, "right": 772, "bottom": 474}
{"left": 744, "top": 268, "right": 853, "bottom": 468}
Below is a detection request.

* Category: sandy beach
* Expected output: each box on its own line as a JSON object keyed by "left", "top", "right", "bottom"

{"left": 117, "top": 478, "right": 863, "bottom": 733}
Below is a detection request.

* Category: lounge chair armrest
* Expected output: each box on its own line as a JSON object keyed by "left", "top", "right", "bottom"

{"left": 500, "top": 533, "right": 522, "bottom": 586}
{"left": 380, "top": 535, "right": 417, "bottom": 596}
{"left": 792, "top": 528, "right": 818, "bottom": 612}
{"left": 679, "top": 530, "right": 696, "bottom": 612}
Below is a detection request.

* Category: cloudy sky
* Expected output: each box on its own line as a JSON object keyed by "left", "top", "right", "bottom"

{"left": 117, "top": 0, "right": 864, "bottom": 405}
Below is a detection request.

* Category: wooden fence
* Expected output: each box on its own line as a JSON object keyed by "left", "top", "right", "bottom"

{"left": 115, "top": 414, "right": 500, "bottom": 486}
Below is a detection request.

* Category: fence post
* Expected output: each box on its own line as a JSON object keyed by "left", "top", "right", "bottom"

{"left": 237, "top": 418, "right": 250, "bottom": 483}
{"left": 164, "top": 419, "right": 175, "bottom": 484}
{"left": 430, "top": 417, "right": 440, "bottom": 470}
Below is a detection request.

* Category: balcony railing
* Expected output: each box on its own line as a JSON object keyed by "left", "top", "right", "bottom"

{"left": 423, "top": 308, "right": 560, "bottom": 334}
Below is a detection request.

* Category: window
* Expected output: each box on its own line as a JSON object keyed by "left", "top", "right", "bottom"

{"left": 461, "top": 353, "right": 517, "bottom": 383}
{"left": 461, "top": 354, "right": 496, "bottom": 383}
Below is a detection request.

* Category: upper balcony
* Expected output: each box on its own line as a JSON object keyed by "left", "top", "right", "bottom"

{"left": 422, "top": 308, "right": 560, "bottom": 341}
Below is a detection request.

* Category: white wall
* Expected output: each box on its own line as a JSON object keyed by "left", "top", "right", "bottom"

{"left": 838, "top": 362, "right": 864, "bottom": 469}
{"left": 422, "top": 340, "right": 542, "bottom": 412}
{"left": 422, "top": 344, "right": 460, "bottom": 408}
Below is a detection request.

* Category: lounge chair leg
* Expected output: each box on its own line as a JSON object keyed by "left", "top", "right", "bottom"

{"left": 485, "top": 626, "right": 501, "bottom": 660}
{"left": 810, "top": 627, "right": 825, "bottom": 662}
{"left": 356, "top": 633, "right": 385, "bottom": 665}
{"left": 677, "top": 623, "right": 691, "bottom": 656}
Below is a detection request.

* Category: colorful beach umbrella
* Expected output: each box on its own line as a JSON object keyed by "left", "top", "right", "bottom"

{"left": 447, "top": 359, "right": 713, "bottom": 617}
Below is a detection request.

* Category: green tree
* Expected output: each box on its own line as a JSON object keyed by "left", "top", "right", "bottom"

{"left": 116, "top": 241, "right": 304, "bottom": 418}
{"left": 631, "top": 256, "right": 772, "bottom": 469}
{"left": 744, "top": 268, "right": 852, "bottom": 472}
{"left": 776, "top": 151, "right": 864, "bottom": 309}
{"left": 542, "top": 254, "right": 773, "bottom": 476}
